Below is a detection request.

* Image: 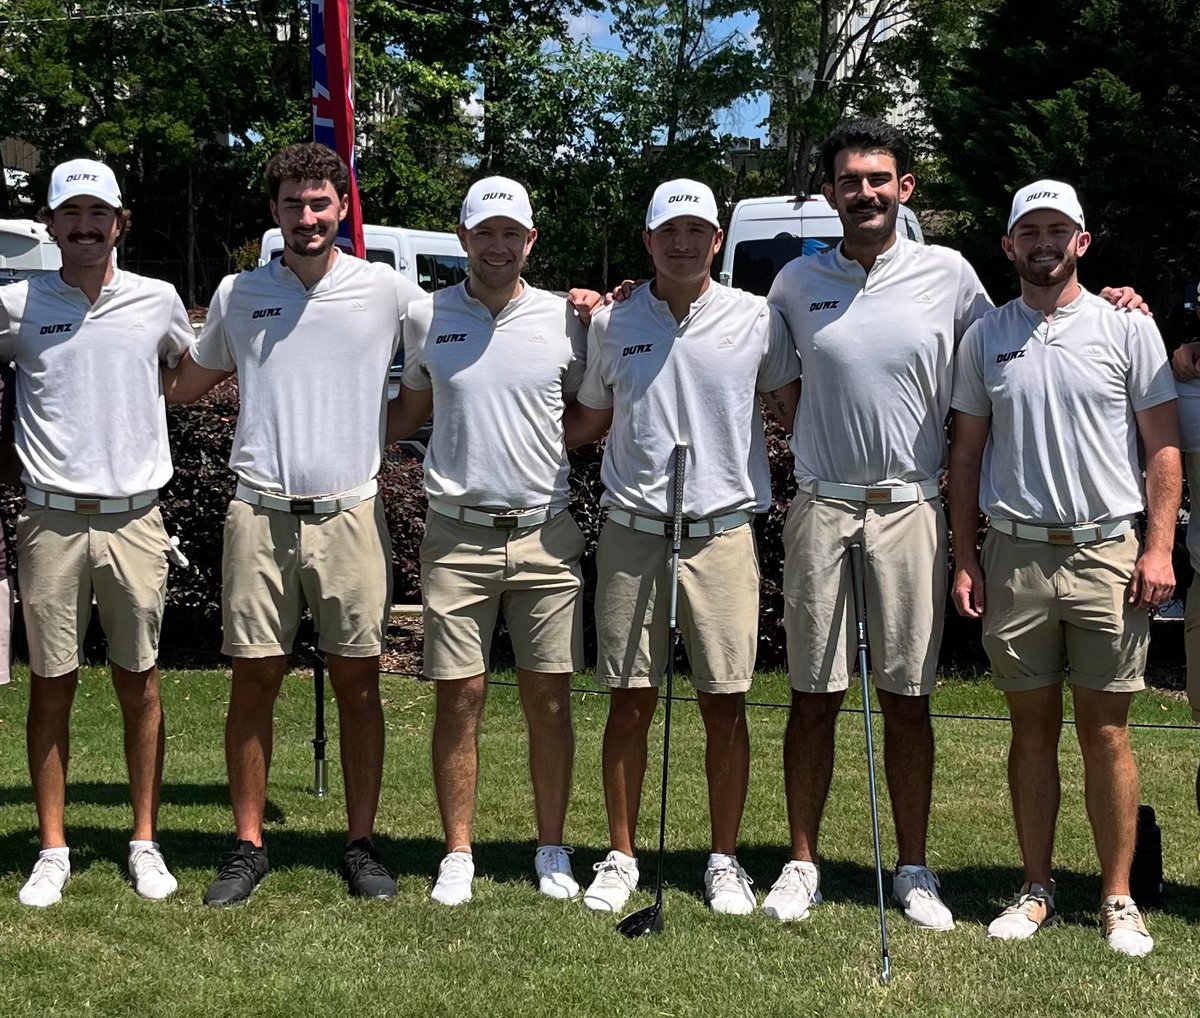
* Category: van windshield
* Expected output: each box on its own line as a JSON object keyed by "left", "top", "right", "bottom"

{"left": 417, "top": 253, "right": 468, "bottom": 292}
{"left": 730, "top": 236, "right": 839, "bottom": 296}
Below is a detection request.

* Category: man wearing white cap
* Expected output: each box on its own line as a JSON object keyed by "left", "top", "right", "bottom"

{"left": 763, "top": 119, "right": 1147, "bottom": 932}
{"left": 165, "top": 142, "right": 424, "bottom": 906}
{"left": 949, "top": 179, "right": 1179, "bottom": 956}
{"left": 566, "top": 179, "right": 801, "bottom": 915}
{"left": 389, "top": 176, "right": 592, "bottom": 907}
{"left": 0, "top": 158, "right": 195, "bottom": 906}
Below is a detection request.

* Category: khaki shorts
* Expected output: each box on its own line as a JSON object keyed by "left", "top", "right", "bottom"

{"left": 420, "top": 509, "right": 584, "bottom": 680}
{"left": 222, "top": 496, "right": 392, "bottom": 659}
{"left": 16, "top": 504, "right": 170, "bottom": 677}
{"left": 981, "top": 528, "right": 1148, "bottom": 693}
{"left": 783, "top": 492, "right": 946, "bottom": 696}
{"left": 594, "top": 518, "right": 759, "bottom": 695}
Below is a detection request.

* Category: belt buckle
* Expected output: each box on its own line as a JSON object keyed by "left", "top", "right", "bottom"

{"left": 74, "top": 499, "right": 101, "bottom": 514}
{"left": 289, "top": 498, "right": 315, "bottom": 515}
{"left": 1046, "top": 528, "right": 1076, "bottom": 545}
{"left": 865, "top": 488, "right": 893, "bottom": 504}
{"left": 493, "top": 514, "right": 519, "bottom": 530}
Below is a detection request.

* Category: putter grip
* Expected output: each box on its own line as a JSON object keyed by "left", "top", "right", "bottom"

{"left": 849, "top": 542, "right": 867, "bottom": 624}
{"left": 672, "top": 443, "right": 687, "bottom": 542}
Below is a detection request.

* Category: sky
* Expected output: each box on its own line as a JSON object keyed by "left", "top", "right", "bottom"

{"left": 562, "top": 7, "right": 772, "bottom": 143}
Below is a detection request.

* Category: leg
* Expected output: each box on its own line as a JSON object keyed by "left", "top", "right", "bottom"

{"left": 327, "top": 654, "right": 385, "bottom": 843}
{"left": 601, "top": 687, "right": 660, "bottom": 856}
{"left": 1004, "top": 686, "right": 1064, "bottom": 889}
{"left": 782, "top": 689, "right": 845, "bottom": 861}
{"left": 696, "top": 691, "right": 749, "bottom": 855}
{"left": 111, "top": 663, "right": 166, "bottom": 843}
{"left": 1072, "top": 686, "right": 1138, "bottom": 898}
{"left": 225, "top": 655, "right": 287, "bottom": 846}
{"left": 432, "top": 675, "right": 488, "bottom": 852}
{"left": 516, "top": 668, "right": 573, "bottom": 846}
{"left": 876, "top": 688, "right": 934, "bottom": 867}
{"left": 27, "top": 670, "right": 80, "bottom": 849}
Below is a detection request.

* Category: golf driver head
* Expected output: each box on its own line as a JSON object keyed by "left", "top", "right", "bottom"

{"left": 616, "top": 903, "right": 663, "bottom": 938}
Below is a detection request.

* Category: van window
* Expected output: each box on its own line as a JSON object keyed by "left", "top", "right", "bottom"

{"left": 416, "top": 253, "right": 469, "bottom": 292}
{"left": 366, "top": 248, "right": 396, "bottom": 268}
{"left": 730, "top": 236, "right": 838, "bottom": 296}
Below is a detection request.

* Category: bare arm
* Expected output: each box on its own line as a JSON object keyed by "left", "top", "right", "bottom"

{"left": 1173, "top": 342, "right": 1200, "bottom": 381}
{"left": 162, "top": 349, "right": 233, "bottom": 405}
{"left": 947, "top": 410, "right": 992, "bottom": 619}
{"left": 1098, "top": 286, "right": 1151, "bottom": 315}
{"left": 760, "top": 379, "right": 801, "bottom": 434}
{"left": 564, "top": 402, "right": 613, "bottom": 449}
{"left": 1130, "top": 400, "right": 1182, "bottom": 609}
{"left": 386, "top": 384, "right": 434, "bottom": 447}
{"left": 567, "top": 288, "right": 602, "bottom": 328}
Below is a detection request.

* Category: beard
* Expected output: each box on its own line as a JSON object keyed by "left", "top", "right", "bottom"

{"left": 469, "top": 253, "right": 526, "bottom": 290}
{"left": 285, "top": 221, "right": 340, "bottom": 260}
{"left": 1013, "top": 247, "right": 1077, "bottom": 288}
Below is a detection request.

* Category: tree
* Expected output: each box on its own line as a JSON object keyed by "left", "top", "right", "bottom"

{"left": 922, "top": 0, "right": 1200, "bottom": 319}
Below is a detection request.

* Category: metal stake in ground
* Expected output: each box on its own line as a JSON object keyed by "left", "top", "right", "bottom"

{"left": 312, "top": 657, "right": 328, "bottom": 798}
{"left": 617, "top": 441, "right": 688, "bottom": 939}
{"left": 849, "top": 542, "right": 891, "bottom": 983}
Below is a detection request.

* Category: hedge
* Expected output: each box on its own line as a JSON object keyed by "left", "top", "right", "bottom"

{"left": 1, "top": 392, "right": 1186, "bottom": 673}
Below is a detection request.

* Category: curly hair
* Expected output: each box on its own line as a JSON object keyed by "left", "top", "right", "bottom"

{"left": 263, "top": 143, "right": 351, "bottom": 201}
{"left": 820, "top": 118, "right": 912, "bottom": 184}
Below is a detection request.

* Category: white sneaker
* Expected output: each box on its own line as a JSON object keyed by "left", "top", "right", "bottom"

{"left": 431, "top": 850, "right": 475, "bottom": 906}
{"left": 987, "top": 882, "right": 1056, "bottom": 940}
{"left": 19, "top": 848, "right": 70, "bottom": 908}
{"left": 1101, "top": 895, "right": 1154, "bottom": 957}
{"left": 893, "top": 864, "right": 955, "bottom": 930}
{"left": 704, "top": 854, "right": 755, "bottom": 915}
{"left": 534, "top": 845, "right": 579, "bottom": 900}
{"left": 128, "top": 841, "right": 178, "bottom": 900}
{"left": 583, "top": 850, "right": 639, "bottom": 912}
{"left": 763, "top": 860, "right": 821, "bottom": 922}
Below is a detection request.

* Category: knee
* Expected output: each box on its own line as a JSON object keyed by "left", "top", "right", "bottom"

{"left": 880, "top": 693, "right": 931, "bottom": 735}
{"left": 1076, "top": 720, "right": 1130, "bottom": 760}
{"left": 698, "top": 693, "right": 745, "bottom": 736}
{"left": 113, "top": 671, "right": 161, "bottom": 713}
{"left": 29, "top": 676, "right": 77, "bottom": 714}
{"left": 788, "top": 692, "right": 842, "bottom": 734}
{"left": 436, "top": 678, "right": 487, "bottom": 725}
{"left": 607, "top": 690, "right": 659, "bottom": 736}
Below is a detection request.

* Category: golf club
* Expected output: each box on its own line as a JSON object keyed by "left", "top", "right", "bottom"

{"left": 617, "top": 441, "right": 688, "bottom": 939}
{"left": 849, "top": 541, "right": 891, "bottom": 985}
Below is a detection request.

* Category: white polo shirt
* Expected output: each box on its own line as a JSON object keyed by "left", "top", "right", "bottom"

{"left": 769, "top": 237, "right": 992, "bottom": 487}
{"left": 577, "top": 280, "right": 799, "bottom": 518}
{"left": 401, "top": 281, "right": 586, "bottom": 510}
{"left": 1176, "top": 377, "right": 1200, "bottom": 452}
{"left": 952, "top": 289, "right": 1177, "bottom": 524}
{"left": 194, "top": 253, "right": 423, "bottom": 496}
{"left": 0, "top": 270, "right": 194, "bottom": 497}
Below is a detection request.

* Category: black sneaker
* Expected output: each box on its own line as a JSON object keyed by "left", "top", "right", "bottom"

{"left": 341, "top": 838, "right": 396, "bottom": 900}
{"left": 203, "top": 840, "right": 269, "bottom": 907}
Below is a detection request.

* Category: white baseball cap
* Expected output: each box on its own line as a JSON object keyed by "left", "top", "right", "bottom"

{"left": 645, "top": 179, "right": 720, "bottom": 231}
{"left": 48, "top": 158, "right": 122, "bottom": 210}
{"left": 460, "top": 176, "right": 534, "bottom": 230}
{"left": 1007, "top": 179, "right": 1085, "bottom": 233}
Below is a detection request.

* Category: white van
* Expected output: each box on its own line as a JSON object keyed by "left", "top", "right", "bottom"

{"left": 718, "top": 196, "right": 924, "bottom": 296}
{"left": 0, "top": 219, "right": 62, "bottom": 285}
{"left": 258, "top": 224, "right": 468, "bottom": 293}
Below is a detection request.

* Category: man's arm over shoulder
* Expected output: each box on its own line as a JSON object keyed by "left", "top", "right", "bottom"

{"left": 757, "top": 305, "right": 801, "bottom": 431}
{"left": 163, "top": 275, "right": 236, "bottom": 404}
{"left": 565, "top": 317, "right": 613, "bottom": 448}
{"left": 386, "top": 384, "right": 434, "bottom": 446}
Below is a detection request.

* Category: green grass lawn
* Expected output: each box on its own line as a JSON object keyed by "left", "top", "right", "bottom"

{"left": 0, "top": 666, "right": 1198, "bottom": 1017}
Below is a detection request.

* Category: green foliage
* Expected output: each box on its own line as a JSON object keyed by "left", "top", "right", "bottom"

{"left": 921, "top": 0, "right": 1200, "bottom": 325}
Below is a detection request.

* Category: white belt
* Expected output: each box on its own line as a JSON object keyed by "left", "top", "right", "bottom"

{"left": 802, "top": 480, "right": 940, "bottom": 504}
{"left": 235, "top": 479, "right": 378, "bottom": 515}
{"left": 430, "top": 502, "right": 565, "bottom": 530}
{"left": 990, "top": 517, "right": 1134, "bottom": 546}
{"left": 607, "top": 508, "right": 752, "bottom": 538}
{"left": 26, "top": 487, "right": 158, "bottom": 515}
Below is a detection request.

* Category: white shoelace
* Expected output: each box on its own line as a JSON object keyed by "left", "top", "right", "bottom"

{"left": 438, "top": 853, "right": 474, "bottom": 881}
{"left": 29, "top": 854, "right": 69, "bottom": 887}
{"left": 592, "top": 858, "right": 636, "bottom": 890}
{"left": 710, "top": 862, "right": 752, "bottom": 893}
{"left": 1103, "top": 899, "right": 1147, "bottom": 933}
{"left": 130, "top": 846, "right": 169, "bottom": 878}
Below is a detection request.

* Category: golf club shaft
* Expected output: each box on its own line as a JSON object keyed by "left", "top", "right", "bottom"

{"left": 653, "top": 442, "right": 687, "bottom": 908}
{"left": 850, "top": 542, "right": 890, "bottom": 983}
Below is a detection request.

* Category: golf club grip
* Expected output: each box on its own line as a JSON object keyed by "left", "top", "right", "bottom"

{"left": 671, "top": 443, "right": 687, "bottom": 552}
{"left": 849, "top": 542, "right": 867, "bottom": 637}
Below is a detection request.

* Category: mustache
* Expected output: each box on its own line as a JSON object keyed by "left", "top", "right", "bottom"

{"left": 848, "top": 200, "right": 887, "bottom": 213}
